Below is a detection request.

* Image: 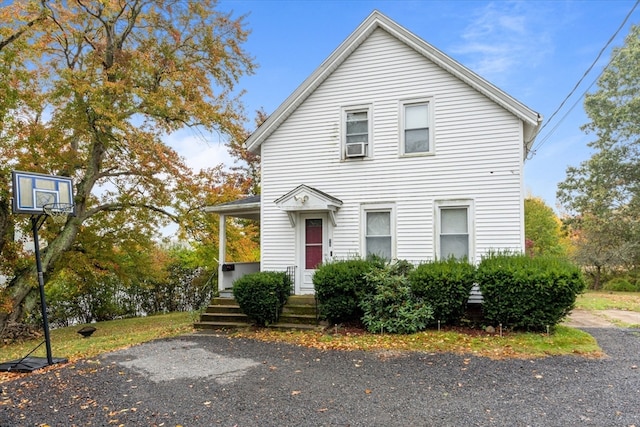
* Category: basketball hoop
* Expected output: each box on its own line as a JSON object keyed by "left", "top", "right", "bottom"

{"left": 42, "top": 203, "right": 74, "bottom": 225}
{"left": 2, "top": 171, "right": 74, "bottom": 371}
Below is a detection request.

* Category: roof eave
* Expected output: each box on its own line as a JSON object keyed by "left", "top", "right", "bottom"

{"left": 246, "top": 10, "right": 542, "bottom": 153}
{"left": 245, "top": 11, "right": 383, "bottom": 153}
{"left": 203, "top": 202, "right": 261, "bottom": 214}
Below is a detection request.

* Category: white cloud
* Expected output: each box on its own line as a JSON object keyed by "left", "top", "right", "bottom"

{"left": 451, "top": 2, "right": 553, "bottom": 81}
{"left": 164, "top": 130, "right": 235, "bottom": 173}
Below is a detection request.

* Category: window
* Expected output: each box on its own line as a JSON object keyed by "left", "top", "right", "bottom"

{"left": 305, "top": 218, "right": 323, "bottom": 269}
{"left": 401, "top": 100, "right": 433, "bottom": 155}
{"left": 344, "top": 106, "right": 371, "bottom": 158}
{"left": 362, "top": 204, "right": 394, "bottom": 260}
{"left": 436, "top": 201, "right": 473, "bottom": 261}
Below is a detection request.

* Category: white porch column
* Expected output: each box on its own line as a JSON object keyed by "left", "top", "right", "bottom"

{"left": 218, "top": 214, "right": 226, "bottom": 292}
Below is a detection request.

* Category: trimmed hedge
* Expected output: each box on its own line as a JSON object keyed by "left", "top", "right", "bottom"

{"left": 408, "top": 258, "right": 476, "bottom": 325}
{"left": 477, "top": 253, "right": 585, "bottom": 331}
{"left": 313, "top": 258, "right": 382, "bottom": 323}
{"left": 232, "top": 271, "right": 291, "bottom": 326}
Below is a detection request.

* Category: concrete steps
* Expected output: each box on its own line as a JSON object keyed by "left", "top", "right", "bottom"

{"left": 194, "top": 295, "right": 320, "bottom": 331}
{"left": 194, "top": 298, "right": 249, "bottom": 330}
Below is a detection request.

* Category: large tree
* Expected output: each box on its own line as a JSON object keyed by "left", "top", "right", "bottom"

{"left": 0, "top": 1, "right": 50, "bottom": 267}
{"left": 557, "top": 24, "right": 640, "bottom": 286}
{"left": 0, "top": 0, "right": 256, "bottom": 334}
{"left": 524, "top": 196, "right": 568, "bottom": 258}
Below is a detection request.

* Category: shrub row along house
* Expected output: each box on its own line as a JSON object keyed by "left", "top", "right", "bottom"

{"left": 206, "top": 11, "right": 542, "bottom": 297}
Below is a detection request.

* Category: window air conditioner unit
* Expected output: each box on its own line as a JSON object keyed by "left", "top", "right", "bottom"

{"left": 346, "top": 142, "right": 366, "bottom": 158}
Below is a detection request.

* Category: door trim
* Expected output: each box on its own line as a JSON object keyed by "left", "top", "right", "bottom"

{"left": 297, "top": 213, "right": 329, "bottom": 295}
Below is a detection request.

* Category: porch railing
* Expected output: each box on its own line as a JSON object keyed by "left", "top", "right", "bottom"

{"left": 286, "top": 265, "right": 296, "bottom": 294}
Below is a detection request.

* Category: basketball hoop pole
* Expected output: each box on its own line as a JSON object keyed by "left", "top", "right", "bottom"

{"left": 0, "top": 171, "right": 71, "bottom": 372}
{"left": 31, "top": 215, "right": 54, "bottom": 365}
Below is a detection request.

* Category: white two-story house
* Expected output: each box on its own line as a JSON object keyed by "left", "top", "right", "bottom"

{"left": 207, "top": 10, "right": 541, "bottom": 296}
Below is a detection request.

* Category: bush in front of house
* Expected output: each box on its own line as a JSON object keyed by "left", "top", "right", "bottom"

{"left": 408, "top": 258, "right": 476, "bottom": 325}
{"left": 313, "top": 257, "right": 383, "bottom": 323}
{"left": 360, "top": 262, "right": 433, "bottom": 334}
{"left": 232, "top": 271, "right": 291, "bottom": 326}
{"left": 476, "top": 252, "right": 585, "bottom": 331}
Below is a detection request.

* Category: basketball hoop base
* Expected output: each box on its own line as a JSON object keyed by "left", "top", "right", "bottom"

{"left": 0, "top": 356, "right": 68, "bottom": 373}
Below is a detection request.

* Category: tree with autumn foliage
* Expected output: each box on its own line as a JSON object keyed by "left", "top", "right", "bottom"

{"left": 524, "top": 196, "right": 569, "bottom": 258}
{"left": 0, "top": 1, "right": 50, "bottom": 280}
{"left": 0, "top": 0, "right": 257, "bottom": 334}
{"left": 557, "top": 24, "right": 640, "bottom": 288}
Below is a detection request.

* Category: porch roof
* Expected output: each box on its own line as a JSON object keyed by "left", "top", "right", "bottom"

{"left": 203, "top": 195, "right": 261, "bottom": 221}
{"left": 275, "top": 184, "right": 342, "bottom": 227}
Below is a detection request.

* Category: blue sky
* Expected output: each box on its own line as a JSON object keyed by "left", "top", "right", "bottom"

{"left": 173, "top": 0, "right": 640, "bottom": 212}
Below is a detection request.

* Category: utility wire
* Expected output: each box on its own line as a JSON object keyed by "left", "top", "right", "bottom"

{"left": 529, "top": 0, "right": 639, "bottom": 156}
{"left": 531, "top": 74, "right": 600, "bottom": 153}
{"left": 531, "top": 43, "right": 627, "bottom": 153}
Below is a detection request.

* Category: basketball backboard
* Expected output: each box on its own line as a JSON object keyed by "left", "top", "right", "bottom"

{"left": 11, "top": 170, "right": 74, "bottom": 215}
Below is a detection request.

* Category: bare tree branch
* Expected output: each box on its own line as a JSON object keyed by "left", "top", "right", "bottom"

{"left": 84, "top": 202, "right": 179, "bottom": 222}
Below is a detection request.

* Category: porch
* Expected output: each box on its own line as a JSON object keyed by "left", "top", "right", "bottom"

{"left": 203, "top": 195, "right": 261, "bottom": 296}
{"left": 204, "top": 186, "right": 343, "bottom": 296}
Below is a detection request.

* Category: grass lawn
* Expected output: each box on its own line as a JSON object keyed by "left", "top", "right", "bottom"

{"left": 1, "top": 308, "right": 601, "bottom": 384}
{"left": 9, "top": 292, "right": 632, "bottom": 381}
{"left": 230, "top": 325, "right": 600, "bottom": 360}
{"left": 575, "top": 290, "right": 640, "bottom": 312}
{"left": 1, "top": 311, "right": 195, "bottom": 364}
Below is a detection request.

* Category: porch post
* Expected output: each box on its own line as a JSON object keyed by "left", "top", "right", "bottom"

{"left": 218, "top": 214, "right": 226, "bottom": 293}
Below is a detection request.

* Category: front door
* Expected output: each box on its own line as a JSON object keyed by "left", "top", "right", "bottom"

{"left": 298, "top": 213, "right": 328, "bottom": 294}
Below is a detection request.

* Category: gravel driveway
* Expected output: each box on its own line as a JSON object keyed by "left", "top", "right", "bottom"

{"left": 1, "top": 326, "right": 639, "bottom": 427}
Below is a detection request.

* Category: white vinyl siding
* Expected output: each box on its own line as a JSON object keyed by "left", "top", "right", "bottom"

{"left": 258, "top": 27, "right": 525, "bottom": 275}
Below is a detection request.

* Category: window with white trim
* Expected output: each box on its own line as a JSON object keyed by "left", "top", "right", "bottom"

{"left": 401, "top": 100, "right": 433, "bottom": 155}
{"left": 362, "top": 204, "right": 394, "bottom": 260}
{"left": 344, "top": 106, "right": 371, "bottom": 158}
{"left": 436, "top": 201, "right": 473, "bottom": 261}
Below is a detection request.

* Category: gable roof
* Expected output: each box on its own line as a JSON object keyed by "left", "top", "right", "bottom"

{"left": 274, "top": 184, "right": 343, "bottom": 209}
{"left": 274, "top": 184, "right": 343, "bottom": 227}
{"left": 245, "top": 10, "right": 542, "bottom": 156}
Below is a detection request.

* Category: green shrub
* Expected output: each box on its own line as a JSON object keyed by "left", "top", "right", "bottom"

{"left": 408, "top": 258, "right": 476, "bottom": 325}
{"left": 360, "top": 264, "right": 433, "bottom": 334}
{"left": 232, "top": 271, "right": 291, "bottom": 326}
{"left": 477, "top": 253, "right": 585, "bottom": 331}
{"left": 603, "top": 277, "right": 639, "bottom": 292}
{"left": 313, "top": 258, "right": 382, "bottom": 323}
{"left": 45, "top": 274, "right": 128, "bottom": 327}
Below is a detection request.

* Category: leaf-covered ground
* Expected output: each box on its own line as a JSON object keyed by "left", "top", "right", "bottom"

{"left": 1, "top": 329, "right": 637, "bottom": 427}
{"left": 229, "top": 323, "right": 601, "bottom": 360}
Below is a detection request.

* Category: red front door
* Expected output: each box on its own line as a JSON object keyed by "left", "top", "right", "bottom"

{"left": 305, "top": 218, "right": 323, "bottom": 269}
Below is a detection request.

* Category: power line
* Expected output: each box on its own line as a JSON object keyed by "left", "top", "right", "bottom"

{"left": 529, "top": 0, "right": 639, "bottom": 156}
{"left": 531, "top": 50, "right": 619, "bottom": 154}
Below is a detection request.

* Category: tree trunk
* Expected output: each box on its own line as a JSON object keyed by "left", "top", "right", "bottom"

{"left": 0, "top": 197, "right": 10, "bottom": 256}
{"left": 593, "top": 265, "right": 603, "bottom": 290}
{"left": 0, "top": 215, "right": 82, "bottom": 335}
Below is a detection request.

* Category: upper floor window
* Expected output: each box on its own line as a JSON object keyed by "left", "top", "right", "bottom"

{"left": 401, "top": 100, "right": 433, "bottom": 155}
{"left": 344, "top": 106, "right": 371, "bottom": 159}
